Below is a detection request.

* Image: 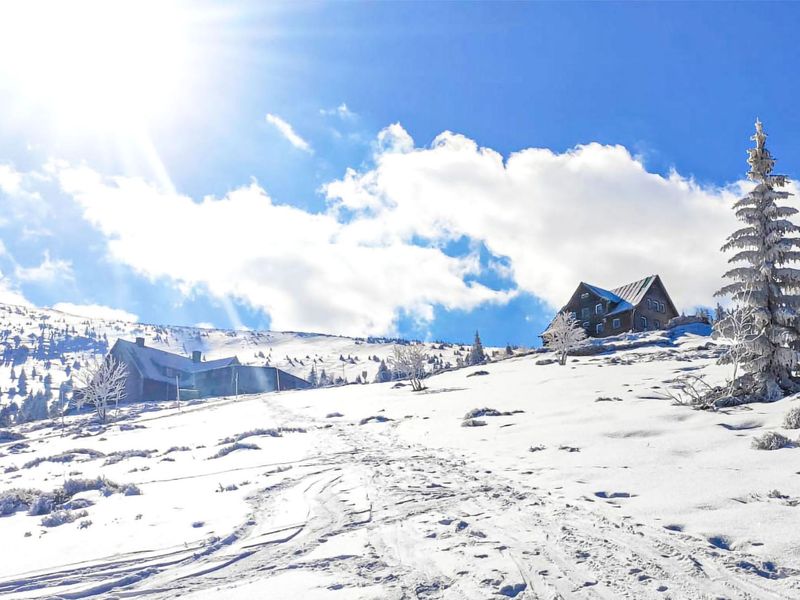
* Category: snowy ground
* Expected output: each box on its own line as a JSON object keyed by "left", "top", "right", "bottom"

{"left": 1, "top": 329, "right": 799, "bottom": 599}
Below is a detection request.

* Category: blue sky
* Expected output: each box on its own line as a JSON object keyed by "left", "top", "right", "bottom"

{"left": 1, "top": 1, "right": 799, "bottom": 346}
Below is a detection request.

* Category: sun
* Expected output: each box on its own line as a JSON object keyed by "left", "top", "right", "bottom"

{"left": 0, "top": 0, "right": 195, "bottom": 137}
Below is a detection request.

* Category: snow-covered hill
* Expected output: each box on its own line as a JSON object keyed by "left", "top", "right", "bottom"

{"left": 0, "top": 301, "right": 498, "bottom": 418}
{"left": 1, "top": 326, "right": 799, "bottom": 598}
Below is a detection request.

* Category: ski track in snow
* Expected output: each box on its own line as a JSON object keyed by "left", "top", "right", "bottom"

{"left": 5, "top": 395, "right": 799, "bottom": 600}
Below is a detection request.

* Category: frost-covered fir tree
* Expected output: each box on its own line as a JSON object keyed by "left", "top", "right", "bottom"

{"left": 716, "top": 120, "right": 800, "bottom": 401}
{"left": 468, "top": 331, "right": 485, "bottom": 365}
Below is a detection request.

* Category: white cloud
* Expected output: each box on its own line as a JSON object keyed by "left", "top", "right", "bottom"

{"left": 323, "top": 125, "right": 764, "bottom": 313}
{"left": 194, "top": 321, "right": 216, "bottom": 330}
{"left": 265, "top": 114, "right": 313, "bottom": 153}
{"left": 14, "top": 250, "right": 74, "bottom": 284}
{"left": 0, "top": 269, "right": 31, "bottom": 307}
{"left": 320, "top": 103, "right": 357, "bottom": 120}
{"left": 54, "top": 123, "right": 786, "bottom": 336}
{"left": 56, "top": 165, "right": 509, "bottom": 337}
{"left": 51, "top": 302, "right": 138, "bottom": 322}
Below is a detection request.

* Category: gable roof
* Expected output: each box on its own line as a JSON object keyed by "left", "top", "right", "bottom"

{"left": 577, "top": 275, "right": 672, "bottom": 318}
{"left": 610, "top": 275, "right": 659, "bottom": 307}
{"left": 112, "top": 339, "right": 240, "bottom": 384}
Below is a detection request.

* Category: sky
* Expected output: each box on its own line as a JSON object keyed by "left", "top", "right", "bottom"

{"left": 1, "top": 1, "right": 800, "bottom": 347}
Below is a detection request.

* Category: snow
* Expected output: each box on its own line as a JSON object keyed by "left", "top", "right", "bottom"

{"left": 1, "top": 327, "right": 800, "bottom": 598}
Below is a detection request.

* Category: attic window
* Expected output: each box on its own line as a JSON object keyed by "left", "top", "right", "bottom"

{"left": 581, "top": 293, "right": 589, "bottom": 301}
{"left": 647, "top": 298, "right": 653, "bottom": 310}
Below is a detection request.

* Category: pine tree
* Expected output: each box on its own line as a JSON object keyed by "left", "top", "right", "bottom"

{"left": 468, "top": 331, "right": 485, "bottom": 365}
{"left": 17, "top": 368, "right": 27, "bottom": 396}
{"left": 307, "top": 363, "right": 318, "bottom": 387}
{"left": 716, "top": 120, "right": 800, "bottom": 401}
{"left": 374, "top": 359, "right": 392, "bottom": 383}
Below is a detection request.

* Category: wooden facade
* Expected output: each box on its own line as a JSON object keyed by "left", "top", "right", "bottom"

{"left": 550, "top": 275, "right": 679, "bottom": 338}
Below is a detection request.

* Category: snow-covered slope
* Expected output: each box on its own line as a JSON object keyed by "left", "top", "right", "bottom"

{"left": 0, "top": 301, "right": 494, "bottom": 413}
{"left": 1, "top": 327, "right": 799, "bottom": 598}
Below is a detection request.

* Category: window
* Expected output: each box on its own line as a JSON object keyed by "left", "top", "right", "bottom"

{"left": 581, "top": 307, "right": 590, "bottom": 319}
{"left": 595, "top": 303, "right": 603, "bottom": 315}
{"left": 612, "top": 318, "right": 621, "bottom": 329}
{"left": 647, "top": 298, "right": 653, "bottom": 310}
{"left": 596, "top": 323, "right": 604, "bottom": 334}
{"left": 640, "top": 315, "right": 648, "bottom": 330}
{"left": 570, "top": 311, "right": 577, "bottom": 321}
{"left": 581, "top": 293, "right": 589, "bottom": 301}
{"left": 654, "top": 319, "right": 661, "bottom": 329}
{"left": 660, "top": 302, "right": 666, "bottom": 313}
{"left": 582, "top": 321, "right": 589, "bottom": 329}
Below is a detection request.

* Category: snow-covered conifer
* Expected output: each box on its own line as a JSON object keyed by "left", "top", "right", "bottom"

{"left": 542, "top": 312, "right": 587, "bottom": 366}
{"left": 716, "top": 120, "right": 800, "bottom": 401}
{"left": 468, "top": 331, "right": 485, "bottom": 365}
{"left": 374, "top": 359, "right": 392, "bottom": 383}
{"left": 307, "top": 363, "right": 318, "bottom": 387}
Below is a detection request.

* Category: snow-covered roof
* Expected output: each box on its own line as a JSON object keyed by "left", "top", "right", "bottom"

{"left": 112, "top": 339, "right": 240, "bottom": 384}
{"left": 582, "top": 283, "right": 624, "bottom": 304}
{"left": 611, "top": 275, "right": 658, "bottom": 307}
{"left": 580, "top": 275, "right": 661, "bottom": 317}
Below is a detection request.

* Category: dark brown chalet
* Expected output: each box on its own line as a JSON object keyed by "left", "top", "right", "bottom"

{"left": 548, "top": 275, "right": 679, "bottom": 338}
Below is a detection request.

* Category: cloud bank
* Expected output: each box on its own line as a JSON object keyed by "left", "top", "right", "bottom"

{"left": 52, "top": 302, "right": 138, "bottom": 322}
{"left": 45, "top": 123, "right": 793, "bottom": 336}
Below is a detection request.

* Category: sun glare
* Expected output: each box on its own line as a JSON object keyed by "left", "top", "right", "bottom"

{"left": 0, "top": 1, "right": 194, "bottom": 136}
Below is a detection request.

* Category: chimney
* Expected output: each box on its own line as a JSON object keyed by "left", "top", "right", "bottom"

{"left": 192, "top": 350, "right": 202, "bottom": 363}
{"left": 135, "top": 337, "right": 145, "bottom": 347}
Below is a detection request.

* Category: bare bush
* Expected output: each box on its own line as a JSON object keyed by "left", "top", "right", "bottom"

{"left": 542, "top": 312, "right": 587, "bottom": 366}
{"left": 209, "top": 442, "right": 260, "bottom": 459}
{"left": 751, "top": 431, "right": 792, "bottom": 450}
{"left": 660, "top": 374, "right": 719, "bottom": 410}
{"left": 783, "top": 406, "right": 800, "bottom": 430}
{"left": 389, "top": 345, "right": 428, "bottom": 391}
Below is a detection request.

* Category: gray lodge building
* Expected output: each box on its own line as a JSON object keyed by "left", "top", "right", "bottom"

{"left": 554, "top": 274, "right": 679, "bottom": 338}
{"left": 109, "top": 337, "right": 309, "bottom": 403}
